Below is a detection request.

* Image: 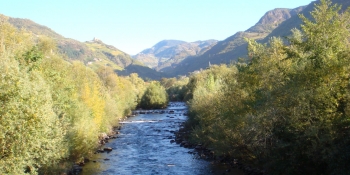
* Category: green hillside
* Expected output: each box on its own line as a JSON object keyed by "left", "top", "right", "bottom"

{"left": 7, "top": 16, "right": 165, "bottom": 80}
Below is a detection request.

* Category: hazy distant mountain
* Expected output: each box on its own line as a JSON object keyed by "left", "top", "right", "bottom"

{"left": 133, "top": 40, "right": 186, "bottom": 68}
{"left": 141, "top": 40, "right": 187, "bottom": 55}
{"left": 164, "top": 6, "right": 305, "bottom": 76}
{"left": 133, "top": 39, "right": 217, "bottom": 69}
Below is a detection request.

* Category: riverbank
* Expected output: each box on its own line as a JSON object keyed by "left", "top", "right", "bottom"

{"left": 173, "top": 122, "right": 265, "bottom": 175}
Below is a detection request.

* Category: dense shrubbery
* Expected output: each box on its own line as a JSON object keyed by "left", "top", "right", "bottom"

{"left": 0, "top": 15, "right": 146, "bottom": 174}
{"left": 160, "top": 77, "right": 189, "bottom": 101}
{"left": 139, "top": 81, "right": 168, "bottom": 109}
{"left": 185, "top": 1, "right": 350, "bottom": 174}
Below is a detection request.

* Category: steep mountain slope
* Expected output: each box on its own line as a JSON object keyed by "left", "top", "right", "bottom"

{"left": 7, "top": 16, "right": 165, "bottom": 80}
{"left": 164, "top": 6, "right": 305, "bottom": 76}
{"left": 8, "top": 17, "right": 136, "bottom": 68}
{"left": 262, "top": 0, "right": 350, "bottom": 43}
{"left": 247, "top": 7, "right": 304, "bottom": 33}
{"left": 8, "top": 17, "right": 64, "bottom": 39}
{"left": 133, "top": 39, "right": 217, "bottom": 69}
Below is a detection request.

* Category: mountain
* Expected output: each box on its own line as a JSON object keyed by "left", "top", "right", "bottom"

{"left": 8, "top": 17, "right": 64, "bottom": 39}
{"left": 133, "top": 40, "right": 186, "bottom": 68}
{"left": 141, "top": 40, "right": 187, "bottom": 55}
{"left": 133, "top": 39, "right": 217, "bottom": 69}
{"left": 165, "top": 0, "right": 350, "bottom": 76}
{"left": 163, "top": 6, "right": 305, "bottom": 76}
{"left": 261, "top": 0, "right": 350, "bottom": 43}
{"left": 7, "top": 16, "right": 166, "bottom": 80}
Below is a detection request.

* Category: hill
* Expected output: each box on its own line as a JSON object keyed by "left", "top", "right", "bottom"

{"left": 164, "top": 6, "right": 305, "bottom": 76}
{"left": 7, "top": 16, "right": 165, "bottom": 80}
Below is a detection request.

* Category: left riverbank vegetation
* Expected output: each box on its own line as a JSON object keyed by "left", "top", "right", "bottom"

{"left": 180, "top": 0, "right": 350, "bottom": 174}
{"left": 0, "top": 15, "right": 148, "bottom": 174}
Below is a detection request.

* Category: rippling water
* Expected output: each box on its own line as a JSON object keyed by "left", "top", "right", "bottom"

{"left": 82, "top": 102, "right": 244, "bottom": 175}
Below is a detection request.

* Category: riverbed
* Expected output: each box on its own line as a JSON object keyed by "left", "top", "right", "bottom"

{"left": 81, "top": 102, "right": 244, "bottom": 175}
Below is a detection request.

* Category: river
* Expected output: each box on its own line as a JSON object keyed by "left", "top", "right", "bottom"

{"left": 81, "top": 102, "right": 244, "bottom": 175}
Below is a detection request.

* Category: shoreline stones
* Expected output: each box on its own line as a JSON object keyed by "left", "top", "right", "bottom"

{"left": 95, "top": 129, "right": 120, "bottom": 154}
{"left": 103, "top": 147, "right": 113, "bottom": 152}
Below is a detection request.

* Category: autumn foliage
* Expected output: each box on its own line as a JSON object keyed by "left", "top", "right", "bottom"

{"left": 0, "top": 15, "right": 146, "bottom": 174}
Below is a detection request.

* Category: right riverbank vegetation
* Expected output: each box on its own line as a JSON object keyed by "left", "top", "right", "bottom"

{"left": 173, "top": 1, "right": 350, "bottom": 174}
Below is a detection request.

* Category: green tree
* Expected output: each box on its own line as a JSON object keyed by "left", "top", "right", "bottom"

{"left": 267, "top": 0, "right": 350, "bottom": 174}
{"left": 139, "top": 82, "right": 168, "bottom": 109}
{"left": 0, "top": 50, "right": 66, "bottom": 175}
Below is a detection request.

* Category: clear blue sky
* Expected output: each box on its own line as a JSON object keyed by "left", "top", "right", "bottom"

{"left": 0, "top": 0, "right": 314, "bottom": 55}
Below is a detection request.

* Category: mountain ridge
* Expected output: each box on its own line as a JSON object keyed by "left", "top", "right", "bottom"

{"left": 162, "top": 6, "right": 306, "bottom": 76}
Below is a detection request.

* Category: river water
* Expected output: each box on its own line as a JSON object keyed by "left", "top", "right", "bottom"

{"left": 81, "top": 102, "right": 244, "bottom": 175}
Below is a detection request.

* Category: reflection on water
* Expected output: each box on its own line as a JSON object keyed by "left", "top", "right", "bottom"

{"left": 82, "top": 102, "right": 244, "bottom": 175}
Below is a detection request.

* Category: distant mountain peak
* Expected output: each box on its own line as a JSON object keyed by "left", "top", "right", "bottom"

{"left": 247, "top": 6, "right": 305, "bottom": 33}
{"left": 258, "top": 8, "right": 295, "bottom": 25}
{"left": 133, "top": 39, "right": 218, "bottom": 69}
{"left": 139, "top": 40, "right": 187, "bottom": 54}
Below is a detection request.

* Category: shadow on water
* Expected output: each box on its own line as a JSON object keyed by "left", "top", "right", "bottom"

{"left": 82, "top": 102, "right": 245, "bottom": 175}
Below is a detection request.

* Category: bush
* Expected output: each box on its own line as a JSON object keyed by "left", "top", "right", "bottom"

{"left": 139, "top": 82, "right": 168, "bottom": 109}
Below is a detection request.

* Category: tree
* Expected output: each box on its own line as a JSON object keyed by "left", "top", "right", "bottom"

{"left": 0, "top": 49, "right": 66, "bottom": 175}
{"left": 139, "top": 82, "right": 168, "bottom": 109}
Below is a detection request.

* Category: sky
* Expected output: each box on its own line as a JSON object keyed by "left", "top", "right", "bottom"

{"left": 0, "top": 0, "right": 314, "bottom": 55}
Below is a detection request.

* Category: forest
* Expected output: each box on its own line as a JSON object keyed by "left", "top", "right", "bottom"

{"left": 1, "top": 0, "right": 350, "bottom": 174}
